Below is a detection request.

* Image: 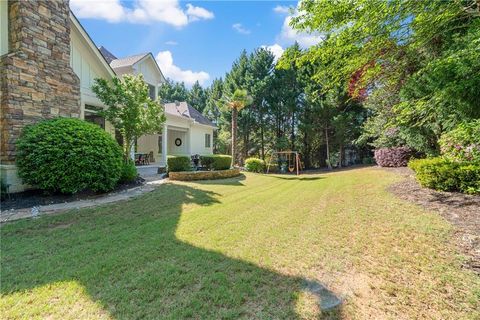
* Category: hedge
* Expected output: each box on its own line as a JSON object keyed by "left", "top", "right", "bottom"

{"left": 200, "top": 155, "right": 231, "bottom": 170}
{"left": 167, "top": 155, "right": 192, "bottom": 172}
{"left": 245, "top": 157, "right": 265, "bottom": 173}
{"left": 408, "top": 157, "right": 480, "bottom": 194}
{"left": 374, "top": 147, "right": 412, "bottom": 167}
{"left": 16, "top": 118, "right": 123, "bottom": 194}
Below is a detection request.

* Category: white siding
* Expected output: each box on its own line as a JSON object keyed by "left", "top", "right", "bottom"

{"left": 0, "top": 0, "right": 8, "bottom": 56}
{"left": 70, "top": 26, "right": 111, "bottom": 115}
{"left": 190, "top": 125, "right": 214, "bottom": 155}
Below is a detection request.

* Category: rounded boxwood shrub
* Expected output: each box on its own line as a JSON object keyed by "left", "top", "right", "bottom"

{"left": 374, "top": 147, "right": 412, "bottom": 167}
{"left": 167, "top": 155, "right": 191, "bottom": 172}
{"left": 245, "top": 157, "right": 265, "bottom": 173}
{"left": 439, "top": 120, "right": 480, "bottom": 162}
{"left": 120, "top": 160, "right": 138, "bottom": 183}
{"left": 16, "top": 118, "right": 123, "bottom": 194}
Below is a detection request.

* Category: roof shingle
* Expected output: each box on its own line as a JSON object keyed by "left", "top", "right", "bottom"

{"left": 164, "top": 102, "right": 216, "bottom": 127}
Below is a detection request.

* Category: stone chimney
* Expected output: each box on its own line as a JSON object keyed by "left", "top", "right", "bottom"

{"left": 0, "top": 0, "right": 81, "bottom": 165}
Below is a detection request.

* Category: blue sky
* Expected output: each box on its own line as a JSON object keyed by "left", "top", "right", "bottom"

{"left": 72, "top": 0, "right": 321, "bottom": 87}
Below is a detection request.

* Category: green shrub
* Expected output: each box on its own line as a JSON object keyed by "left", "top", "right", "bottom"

{"left": 439, "top": 120, "right": 480, "bottom": 162}
{"left": 16, "top": 118, "right": 123, "bottom": 194}
{"left": 199, "top": 155, "right": 215, "bottom": 170}
{"left": 200, "top": 155, "right": 231, "bottom": 170}
{"left": 167, "top": 155, "right": 191, "bottom": 172}
{"left": 408, "top": 157, "right": 480, "bottom": 194}
{"left": 362, "top": 156, "right": 375, "bottom": 165}
{"left": 245, "top": 157, "right": 265, "bottom": 173}
{"left": 120, "top": 160, "right": 138, "bottom": 183}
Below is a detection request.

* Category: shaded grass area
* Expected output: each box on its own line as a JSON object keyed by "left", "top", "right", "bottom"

{"left": 1, "top": 168, "right": 479, "bottom": 319}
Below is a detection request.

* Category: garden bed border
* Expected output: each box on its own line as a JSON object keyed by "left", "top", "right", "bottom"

{"left": 169, "top": 168, "right": 241, "bottom": 181}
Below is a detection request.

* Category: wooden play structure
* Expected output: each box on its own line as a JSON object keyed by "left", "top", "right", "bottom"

{"left": 266, "top": 151, "right": 301, "bottom": 175}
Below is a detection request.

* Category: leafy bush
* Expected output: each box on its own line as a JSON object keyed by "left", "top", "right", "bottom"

{"left": 245, "top": 158, "right": 265, "bottom": 173}
{"left": 16, "top": 118, "right": 123, "bottom": 194}
{"left": 120, "top": 160, "right": 138, "bottom": 183}
{"left": 167, "top": 156, "right": 191, "bottom": 172}
{"left": 199, "top": 155, "right": 215, "bottom": 170}
{"left": 439, "top": 120, "right": 480, "bottom": 162}
{"left": 408, "top": 157, "right": 480, "bottom": 194}
{"left": 362, "top": 156, "right": 375, "bottom": 165}
{"left": 200, "top": 155, "right": 231, "bottom": 170}
{"left": 374, "top": 147, "right": 412, "bottom": 167}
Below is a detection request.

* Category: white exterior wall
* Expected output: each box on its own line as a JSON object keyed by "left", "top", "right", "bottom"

{"left": 136, "top": 113, "right": 214, "bottom": 165}
{"left": 134, "top": 58, "right": 162, "bottom": 88}
{"left": 0, "top": 0, "right": 8, "bottom": 56}
{"left": 70, "top": 24, "right": 115, "bottom": 136}
{"left": 190, "top": 124, "right": 213, "bottom": 155}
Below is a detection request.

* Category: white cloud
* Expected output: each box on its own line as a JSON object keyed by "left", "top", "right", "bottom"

{"left": 277, "top": 8, "right": 323, "bottom": 48}
{"left": 70, "top": 0, "right": 126, "bottom": 23}
{"left": 165, "top": 41, "right": 178, "bottom": 46}
{"left": 273, "top": 5, "right": 292, "bottom": 14}
{"left": 155, "top": 51, "right": 210, "bottom": 86}
{"left": 232, "top": 23, "right": 251, "bottom": 35}
{"left": 70, "top": 0, "right": 214, "bottom": 27}
{"left": 261, "top": 44, "right": 284, "bottom": 62}
{"left": 186, "top": 3, "right": 214, "bottom": 21}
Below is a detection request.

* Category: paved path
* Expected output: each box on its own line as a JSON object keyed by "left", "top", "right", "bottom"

{"left": 1, "top": 174, "right": 167, "bottom": 223}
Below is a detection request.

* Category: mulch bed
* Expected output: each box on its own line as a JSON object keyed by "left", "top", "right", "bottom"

{"left": 1, "top": 177, "right": 144, "bottom": 211}
{"left": 383, "top": 167, "right": 480, "bottom": 274}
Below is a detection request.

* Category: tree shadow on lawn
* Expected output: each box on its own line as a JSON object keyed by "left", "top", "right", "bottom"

{"left": 1, "top": 183, "right": 342, "bottom": 319}
{"left": 268, "top": 175, "right": 325, "bottom": 181}
{"left": 188, "top": 173, "right": 247, "bottom": 186}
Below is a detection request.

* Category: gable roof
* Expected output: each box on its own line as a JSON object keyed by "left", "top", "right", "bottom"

{"left": 110, "top": 52, "right": 149, "bottom": 69}
{"left": 164, "top": 101, "right": 216, "bottom": 128}
{"left": 69, "top": 12, "right": 116, "bottom": 78}
{"left": 106, "top": 51, "right": 166, "bottom": 83}
{"left": 98, "top": 46, "right": 117, "bottom": 64}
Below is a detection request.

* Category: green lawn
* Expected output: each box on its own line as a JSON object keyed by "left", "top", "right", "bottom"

{"left": 1, "top": 168, "right": 479, "bottom": 319}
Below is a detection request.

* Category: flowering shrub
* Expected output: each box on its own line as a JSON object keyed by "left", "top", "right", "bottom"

{"left": 439, "top": 120, "right": 480, "bottom": 162}
{"left": 374, "top": 147, "right": 412, "bottom": 167}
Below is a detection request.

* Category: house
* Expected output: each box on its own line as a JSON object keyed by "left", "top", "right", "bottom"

{"left": 0, "top": 0, "right": 214, "bottom": 192}
{"left": 99, "top": 47, "right": 216, "bottom": 167}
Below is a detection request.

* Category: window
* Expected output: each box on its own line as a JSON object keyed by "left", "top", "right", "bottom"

{"left": 148, "top": 84, "right": 156, "bottom": 100}
{"left": 205, "top": 133, "right": 211, "bottom": 148}
{"left": 158, "top": 135, "right": 162, "bottom": 153}
{"left": 84, "top": 106, "right": 105, "bottom": 129}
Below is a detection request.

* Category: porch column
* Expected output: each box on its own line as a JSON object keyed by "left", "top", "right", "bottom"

{"left": 162, "top": 124, "right": 168, "bottom": 166}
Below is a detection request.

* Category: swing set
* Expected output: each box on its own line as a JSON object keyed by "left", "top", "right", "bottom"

{"left": 266, "top": 151, "right": 301, "bottom": 175}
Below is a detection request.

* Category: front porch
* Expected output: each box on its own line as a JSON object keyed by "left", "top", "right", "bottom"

{"left": 136, "top": 125, "right": 191, "bottom": 167}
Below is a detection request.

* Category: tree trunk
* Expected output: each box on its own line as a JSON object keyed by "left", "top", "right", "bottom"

{"left": 231, "top": 107, "right": 238, "bottom": 167}
{"left": 260, "top": 117, "right": 265, "bottom": 160}
{"left": 325, "top": 127, "right": 331, "bottom": 169}
{"left": 339, "top": 143, "right": 343, "bottom": 168}
{"left": 291, "top": 110, "right": 295, "bottom": 151}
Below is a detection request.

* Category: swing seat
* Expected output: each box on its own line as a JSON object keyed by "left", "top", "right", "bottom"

{"left": 288, "top": 166, "right": 295, "bottom": 172}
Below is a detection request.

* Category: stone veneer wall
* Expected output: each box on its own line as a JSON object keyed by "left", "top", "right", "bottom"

{"left": 169, "top": 169, "right": 241, "bottom": 181}
{"left": 0, "top": 0, "right": 80, "bottom": 165}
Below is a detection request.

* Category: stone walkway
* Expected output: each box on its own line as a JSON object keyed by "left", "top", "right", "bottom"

{"left": 0, "top": 175, "right": 167, "bottom": 223}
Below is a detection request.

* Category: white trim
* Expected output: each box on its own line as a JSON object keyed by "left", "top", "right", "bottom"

{"left": 134, "top": 53, "right": 166, "bottom": 84}
{"left": 69, "top": 12, "right": 115, "bottom": 78}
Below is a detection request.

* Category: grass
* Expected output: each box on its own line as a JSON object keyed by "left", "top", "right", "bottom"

{"left": 1, "top": 167, "right": 479, "bottom": 319}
